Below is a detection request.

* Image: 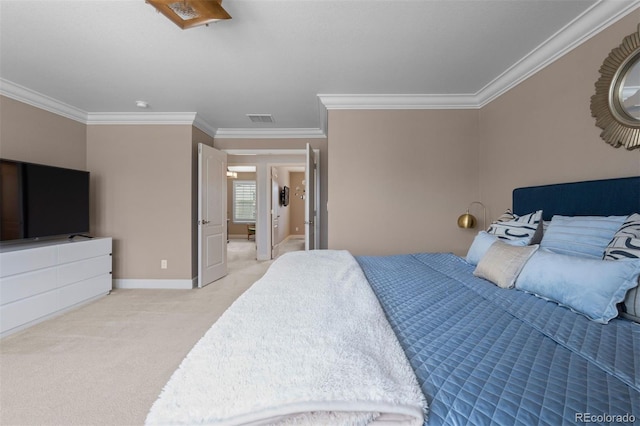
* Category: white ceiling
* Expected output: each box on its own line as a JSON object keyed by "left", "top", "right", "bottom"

{"left": 1, "top": 0, "right": 639, "bottom": 138}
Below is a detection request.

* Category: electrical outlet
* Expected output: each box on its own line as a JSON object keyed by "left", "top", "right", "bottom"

{"left": 161, "top": 259, "right": 168, "bottom": 269}
{"left": 295, "top": 227, "right": 299, "bottom": 232}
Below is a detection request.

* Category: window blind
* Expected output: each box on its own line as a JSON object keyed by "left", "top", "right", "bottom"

{"left": 233, "top": 180, "right": 256, "bottom": 223}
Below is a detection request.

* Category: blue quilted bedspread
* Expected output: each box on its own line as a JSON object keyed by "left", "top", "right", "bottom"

{"left": 356, "top": 253, "right": 640, "bottom": 426}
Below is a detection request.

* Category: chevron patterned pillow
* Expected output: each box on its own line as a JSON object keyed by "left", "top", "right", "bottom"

{"left": 604, "top": 213, "right": 640, "bottom": 323}
{"left": 487, "top": 209, "right": 542, "bottom": 245}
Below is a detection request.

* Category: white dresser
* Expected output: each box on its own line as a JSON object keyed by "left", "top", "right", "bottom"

{"left": 0, "top": 237, "right": 112, "bottom": 338}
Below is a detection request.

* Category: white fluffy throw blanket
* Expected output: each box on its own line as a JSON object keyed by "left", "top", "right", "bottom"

{"left": 146, "top": 250, "right": 426, "bottom": 425}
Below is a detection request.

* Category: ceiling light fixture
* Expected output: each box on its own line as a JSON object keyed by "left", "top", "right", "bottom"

{"left": 147, "top": 0, "right": 231, "bottom": 30}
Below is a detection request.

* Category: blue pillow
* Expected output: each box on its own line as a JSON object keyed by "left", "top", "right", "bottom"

{"left": 515, "top": 249, "right": 640, "bottom": 324}
{"left": 540, "top": 215, "right": 627, "bottom": 259}
{"left": 466, "top": 231, "right": 528, "bottom": 266}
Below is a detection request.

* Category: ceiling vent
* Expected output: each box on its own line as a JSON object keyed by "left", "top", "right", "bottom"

{"left": 247, "top": 114, "right": 274, "bottom": 123}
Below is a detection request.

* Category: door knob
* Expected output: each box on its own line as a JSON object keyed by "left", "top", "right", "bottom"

{"left": 202, "top": 220, "right": 210, "bottom": 225}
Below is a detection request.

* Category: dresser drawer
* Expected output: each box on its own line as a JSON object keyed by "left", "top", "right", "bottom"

{"left": 58, "top": 255, "right": 112, "bottom": 286}
{"left": 0, "top": 268, "right": 58, "bottom": 306}
{"left": 59, "top": 274, "right": 112, "bottom": 307}
{"left": 57, "top": 238, "right": 112, "bottom": 264}
{"left": 0, "top": 290, "right": 59, "bottom": 334}
{"left": 0, "top": 237, "right": 113, "bottom": 338}
{"left": 0, "top": 245, "right": 57, "bottom": 278}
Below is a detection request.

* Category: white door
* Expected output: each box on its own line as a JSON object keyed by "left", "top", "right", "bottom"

{"left": 305, "top": 144, "right": 317, "bottom": 251}
{"left": 271, "top": 167, "right": 280, "bottom": 259}
{"left": 198, "top": 144, "right": 227, "bottom": 288}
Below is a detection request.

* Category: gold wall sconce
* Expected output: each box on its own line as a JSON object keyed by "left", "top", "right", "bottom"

{"left": 457, "top": 201, "right": 487, "bottom": 229}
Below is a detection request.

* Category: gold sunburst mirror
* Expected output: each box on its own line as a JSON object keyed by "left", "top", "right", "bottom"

{"left": 591, "top": 24, "right": 640, "bottom": 150}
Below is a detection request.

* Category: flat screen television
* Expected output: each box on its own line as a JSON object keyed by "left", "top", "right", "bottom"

{"left": 0, "top": 159, "right": 90, "bottom": 242}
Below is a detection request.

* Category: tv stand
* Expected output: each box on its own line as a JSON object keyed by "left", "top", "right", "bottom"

{"left": 0, "top": 237, "right": 112, "bottom": 338}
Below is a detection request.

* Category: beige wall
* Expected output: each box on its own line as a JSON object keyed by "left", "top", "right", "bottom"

{"left": 289, "top": 171, "right": 305, "bottom": 236}
{"left": 87, "top": 124, "right": 194, "bottom": 281}
{"left": 0, "top": 96, "right": 86, "bottom": 170}
{"left": 0, "top": 103, "right": 207, "bottom": 283}
{"left": 327, "top": 13, "right": 640, "bottom": 257}
{"left": 478, "top": 11, "right": 640, "bottom": 220}
{"left": 328, "top": 109, "right": 480, "bottom": 256}
{"left": 4, "top": 11, "right": 639, "bottom": 269}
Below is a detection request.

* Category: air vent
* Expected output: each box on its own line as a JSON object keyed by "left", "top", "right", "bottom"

{"left": 247, "top": 114, "right": 274, "bottom": 123}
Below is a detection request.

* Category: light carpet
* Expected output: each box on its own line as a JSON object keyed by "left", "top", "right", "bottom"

{"left": 0, "top": 239, "right": 299, "bottom": 426}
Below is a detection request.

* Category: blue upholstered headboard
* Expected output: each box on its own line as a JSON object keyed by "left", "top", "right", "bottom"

{"left": 513, "top": 176, "right": 640, "bottom": 220}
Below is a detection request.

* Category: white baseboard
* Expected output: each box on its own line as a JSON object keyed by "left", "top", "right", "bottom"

{"left": 114, "top": 279, "right": 196, "bottom": 290}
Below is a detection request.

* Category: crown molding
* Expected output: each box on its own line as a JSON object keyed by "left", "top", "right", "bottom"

{"left": 2, "top": 0, "right": 638, "bottom": 135}
{"left": 214, "top": 128, "right": 326, "bottom": 139}
{"left": 318, "top": 94, "right": 479, "bottom": 110}
{"left": 318, "top": 0, "right": 640, "bottom": 111}
{"left": 476, "top": 0, "right": 640, "bottom": 106}
{"left": 317, "top": 96, "right": 328, "bottom": 139}
{"left": 0, "top": 78, "right": 207, "bottom": 127}
{"left": 86, "top": 112, "right": 198, "bottom": 125}
{"left": 193, "top": 115, "right": 218, "bottom": 138}
{"left": 0, "top": 78, "right": 88, "bottom": 123}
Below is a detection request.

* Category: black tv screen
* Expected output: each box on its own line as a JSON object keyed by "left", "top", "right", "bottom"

{"left": 0, "top": 159, "right": 90, "bottom": 242}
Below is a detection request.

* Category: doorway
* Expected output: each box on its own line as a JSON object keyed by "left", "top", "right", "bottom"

{"left": 225, "top": 164, "right": 258, "bottom": 247}
{"left": 270, "top": 165, "right": 306, "bottom": 259}
{"left": 225, "top": 147, "right": 320, "bottom": 261}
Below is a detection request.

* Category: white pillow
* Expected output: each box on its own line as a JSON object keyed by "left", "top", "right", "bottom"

{"left": 487, "top": 210, "right": 542, "bottom": 244}
{"left": 604, "top": 213, "right": 640, "bottom": 260}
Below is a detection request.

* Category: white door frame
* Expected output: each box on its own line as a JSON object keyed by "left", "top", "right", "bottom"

{"left": 305, "top": 143, "right": 318, "bottom": 250}
{"left": 270, "top": 167, "right": 280, "bottom": 259}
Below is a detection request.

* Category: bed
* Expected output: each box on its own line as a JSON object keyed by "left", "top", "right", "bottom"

{"left": 147, "top": 176, "right": 640, "bottom": 426}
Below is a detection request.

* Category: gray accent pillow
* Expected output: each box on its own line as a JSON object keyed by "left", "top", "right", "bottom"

{"left": 473, "top": 241, "right": 539, "bottom": 289}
